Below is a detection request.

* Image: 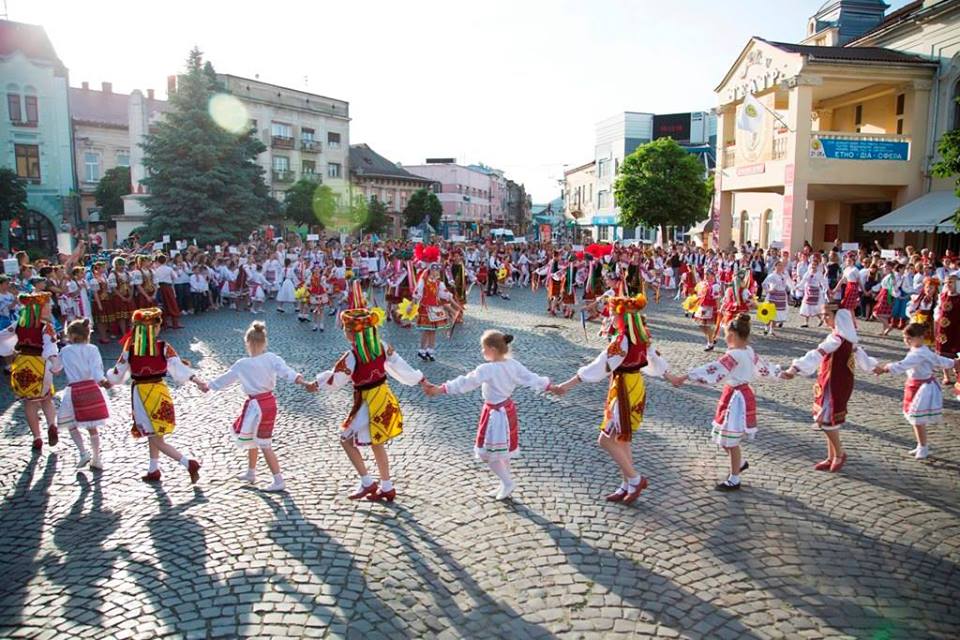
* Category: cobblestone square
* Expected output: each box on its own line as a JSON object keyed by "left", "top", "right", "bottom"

{"left": 1, "top": 290, "right": 958, "bottom": 639}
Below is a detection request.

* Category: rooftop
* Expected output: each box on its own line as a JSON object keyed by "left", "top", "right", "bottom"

{"left": 0, "top": 20, "right": 66, "bottom": 75}
{"left": 349, "top": 144, "right": 434, "bottom": 182}
{"left": 760, "top": 37, "right": 934, "bottom": 65}
{"left": 70, "top": 85, "right": 169, "bottom": 128}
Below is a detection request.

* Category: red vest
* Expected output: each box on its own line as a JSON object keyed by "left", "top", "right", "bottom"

{"left": 130, "top": 341, "right": 169, "bottom": 381}
{"left": 15, "top": 325, "right": 45, "bottom": 354}
{"left": 351, "top": 349, "right": 387, "bottom": 389}
{"left": 815, "top": 336, "right": 854, "bottom": 425}
{"left": 618, "top": 339, "right": 649, "bottom": 371}
{"left": 420, "top": 279, "right": 440, "bottom": 306}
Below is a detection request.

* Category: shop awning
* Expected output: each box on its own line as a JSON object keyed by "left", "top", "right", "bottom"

{"left": 688, "top": 217, "right": 714, "bottom": 234}
{"left": 863, "top": 191, "right": 960, "bottom": 233}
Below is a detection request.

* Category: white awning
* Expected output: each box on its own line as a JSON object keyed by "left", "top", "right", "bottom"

{"left": 688, "top": 218, "right": 714, "bottom": 234}
{"left": 863, "top": 190, "right": 959, "bottom": 233}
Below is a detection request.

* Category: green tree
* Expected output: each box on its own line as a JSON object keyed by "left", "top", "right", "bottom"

{"left": 613, "top": 137, "right": 711, "bottom": 240}
{"left": 932, "top": 117, "right": 960, "bottom": 228}
{"left": 361, "top": 197, "right": 391, "bottom": 236}
{"left": 0, "top": 167, "right": 28, "bottom": 221}
{"left": 94, "top": 166, "right": 130, "bottom": 222}
{"left": 283, "top": 178, "right": 327, "bottom": 227}
{"left": 402, "top": 188, "right": 442, "bottom": 229}
{"left": 139, "top": 48, "right": 271, "bottom": 244}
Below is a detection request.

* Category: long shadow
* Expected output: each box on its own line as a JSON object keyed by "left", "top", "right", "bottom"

{"left": 371, "top": 505, "right": 556, "bottom": 639}
{"left": 508, "top": 501, "right": 763, "bottom": 639}
{"left": 0, "top": 454, "right": 57, "bottom": 630}
{"left": 700, "top": 486, "right": 959, "bottom": 638}
{"left": 257, "top": 492, "right": 411, "bottom": 638}
{"left": 42, "top": 471, "right": 121, "bottom": 627}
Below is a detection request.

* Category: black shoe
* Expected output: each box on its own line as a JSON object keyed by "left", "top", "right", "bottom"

{"left": 319, "top": 326, "right": 324, "bottom": 332}
{"left": 426, "top": 353, "right": 436, "bottom": 361}
{"left": 740, "top": 461, "right": 749, "bottom": 473}
{"left": 704, "top": 343, "right": 715, "bottom": 352}
{"left": 276, "top": 308, "right": 285, "bottom": 313}
{"left": 417, "top": 351, "right": 427, "bottom": 361}
{"left": 716, "top": 480, "right": 741, "bottom": 492}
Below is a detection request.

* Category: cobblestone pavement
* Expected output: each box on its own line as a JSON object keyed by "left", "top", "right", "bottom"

{"left": 0, "top": 288, "right": 958, "bottom": 639}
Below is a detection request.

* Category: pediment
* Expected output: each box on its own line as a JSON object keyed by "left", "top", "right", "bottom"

{"left": 715, "top": 38, "right": 803, "bottom": 104}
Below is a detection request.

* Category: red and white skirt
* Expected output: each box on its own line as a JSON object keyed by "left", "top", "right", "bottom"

{"left": 232, "top": 391, "right": 278, "bottom": 449}
{"left": 710, "top": 384, "right": 756, "bottom": 448}
{"left": 902, "top": 378, "right": 943, "bottom": 426}
{"left": 475, "top": 398, "right": 519, "bottom": 462}
{"left": 840, "top": 282, "right": 860, "bottom": 311}
{"left": 158, "top": 283, "right": 181, "bottom": 318}
{"left": 58, "top": 379, "right": 110, "bottom": 429}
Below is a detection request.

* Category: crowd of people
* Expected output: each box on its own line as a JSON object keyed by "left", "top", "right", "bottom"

{"left": 2, "top": 232, "right": 959, "bottom": 500}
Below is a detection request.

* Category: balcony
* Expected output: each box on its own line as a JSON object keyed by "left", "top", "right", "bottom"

{"left": 271, "top": 135, "right": 295, "bottom": 149}
{"left": 301, "top": 172, "right": 320, "bottom": 183}
{"left": 272, "top": 169, "right": 295, "bottom": 183}
{"left": 300, "top": 139, "right": 321, "bottom": 153}
{"left": 10, "top": 119, "right": 38, "bottom": 128}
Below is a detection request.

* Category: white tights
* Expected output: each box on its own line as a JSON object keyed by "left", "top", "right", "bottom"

{"left": 487, "top": 458, "right": 513, "bottom": 484}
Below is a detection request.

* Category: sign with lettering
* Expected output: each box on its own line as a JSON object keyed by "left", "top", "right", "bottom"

{"left": 881, "top": 249, "right": 896, "bottom": 259}
{"left": 591, "top": 216, "right": 617, "bottom": 226}
{"left": 841, "top": 242, "right": 860, "bottom": 251}
{"left": 810, "top": 136, "right": 909, "bottom": 161}
{"left": 653, "top": 113, "right": 691, "bottom": 143}
{"left": 306, "top": 234, "right": 319, "bottom": 241}
{"left": 737, "top": 163, "right": 766, "bottom": 176}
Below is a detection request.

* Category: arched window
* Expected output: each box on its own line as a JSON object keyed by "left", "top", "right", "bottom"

{"left": 8, "top": 210, "right": 57, "bottom": 257}
{"left": 739, "top": 211, "right": 749, "bottom": 244}
{"left": 953, "top": 79, "right": 960, "bottom": 131}
{"left": 6, "top": 82, "right": 21, "bottom": 122}
{"left": 761, "top": 209, "right": 773, "bottom": 247}
{"left": 23, "top": 85, "right": 38, "bottom": 124}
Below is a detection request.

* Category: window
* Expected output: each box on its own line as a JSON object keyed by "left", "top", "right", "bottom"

{"left": 327, "top": 162, "right": 341, "bottom": 178}
{"left": 83, "top": 151, "right": 101, "bottom": 182}
{"left": 271, "top": 122, "right": 292, "bottom": 138}
{"left": 273, "top": 156, "right": 290, "bottom": 172}
{"left": 24, "top": 95, "right": 38, "bottom": 124}
{"left": 116, "top": 151, "right": 130, "bottom": 167}
{"left": 302, "top": 160, "right": 316, "bottom": 174}
{"left": 855, "top": 104, "right": 862, "bottom": 133}
{"left": 327, "top": 132, "right": 341, "bottom": 149}
{"left": 7, "top": 93, "right": 21, "bottom": 121}
{"left": 954, "top": 80, "right": 960, "bottom": 129}
{"left": 301, "top": 127, "right": 315, "bottom": 142}
{"left": 597, "top": 226, "right": 610, "bottom": 241}
{"left": 15, "top": 144, "right": 41, "bottom": 182}
{"left": 370, "top": 194, "right": 378, "bottom": 203}
{"left": 249, "top": 119, "right": 258, "bottom": 132}
{"left": 896, "top": 94, "right": 905, "bottom": 116}
{"left": 897, "top": 119, "right": 904, "bottom": 135}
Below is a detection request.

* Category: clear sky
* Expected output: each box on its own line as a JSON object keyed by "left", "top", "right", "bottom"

{"left": 11, "top": 0, "right": 912, "bottom": 202}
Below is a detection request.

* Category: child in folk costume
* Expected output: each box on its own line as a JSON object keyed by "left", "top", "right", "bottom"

{"left": 761, "top": 261, "right": 792, "bottom": 336}
{"left": 107, "top": 308, "right": 204, "bottom": 483}
{"left": 907, "top": 277, "right": 939, "bottom": 347}
{"left": 386, "top": 255, "right": 415, "bottom": 327}
{"left": 307, "top": 307, "right": 424, "bottom": 502}
{"left": 247, "top": 265, "right": 267, "bottom": 314}
{"left": 717, "top": 270, "right": 754, "bottom": 338}
{"left": 91, "top": 262, "right": 113, "bottom": 344}
{"left": 196, "top": 321, "right": 310, "bottom": 491}
{"left": 835, "top": 254, "right": 861, "bottom": 311}
{"left": 307, "top": 267, "right": 329, "bottom": 332}
{"left": 422, "top": 331, "right": 553, "bottom": 500}
{"left": 559, "top": 259, "right": 577, "bottom": 318}
{"left": 871, "top": 262, "right": 897, "bottom": 335}
{"left": 414, "top": 260, "right": 453, "bottom": 362}
{"left": 153, "top": 255, "right": 183, "bottom": 329}
{"left": 57, "top": 319, "right": 111, "bottom": 469}
{"left": 0, "top": 292, "right": 61, "bottom": 451}
{"left": 552, "top": 294, "right": 671, "bottom": 504}
{"left": 66, "top": 266, "right": 94, "bottom": 326}
{"left": 275, "top": 258, "right": 298, "bottom": 314}
{"left": 670, "top": 314, "right": 781, "bottom": 491}
{"left": 875, "top": 323, "right": 960, "bottom": 460}
{"left": 109, "top": 257, "right": 135, "bottom": 339}
{"left": 782, "top": 305, "right": 878, "bottom": 472}
{"left": 133, "top": 255, "right": 158, "bottom": 309}
{"left": 797, "top": 259, "right": 828, "bottom": 328}
{"left": 935, "top": 274, "right": 960, "bottom": 386}
{"left": 693, "top": 269, "right": 721, "bottom": 351}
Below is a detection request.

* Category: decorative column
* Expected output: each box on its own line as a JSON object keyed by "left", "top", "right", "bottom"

{"left": 782, "top": 75, "right": 818, "bottom": 253}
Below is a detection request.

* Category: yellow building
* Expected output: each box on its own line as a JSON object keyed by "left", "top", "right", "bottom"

{"left": 713, "top": 0, "right": 960, "bottom": 254}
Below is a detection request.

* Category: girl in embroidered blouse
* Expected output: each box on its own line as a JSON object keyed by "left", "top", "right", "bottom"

{"left": 670, "top": 314, "right": 782, "bottom": 492}
{"left": 422, "top": 330, "right": 553, "bottom": 501}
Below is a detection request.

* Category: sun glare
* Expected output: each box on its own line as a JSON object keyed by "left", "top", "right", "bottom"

{"left": 208, "top": 93, "right": 249, "bottom": 134}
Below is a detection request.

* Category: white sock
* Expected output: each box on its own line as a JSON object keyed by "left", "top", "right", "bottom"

{"left": 148, "top": 458, "right": 160, "bottom": 473}
{"left": 381, "top": 479, "right": 394, "bottom": 492}
{"left": 69, "top": 428, "right": 86, "bottom": 454}
{"left": 89, "top": 432, "right": 101, "bottom": 456}
{"left": 728, "top": 474, "right": 740, "bottom": 484}
{"left": 361, "top": 475, "right": 373, "bottom": 487}
{"left": 488, "top": 459, "right": 513, "bottom": 484}
{"left": 619, "top": 481, "right": 629, "bottom": 492}
{"left": 179, "top": 455, "right": 190, "bottom": 468}
{"left": 628, "top": 475, "right": 642, "bottom": 486}
{"left": 273, "top": 473, "right": 284, "bottom": 483}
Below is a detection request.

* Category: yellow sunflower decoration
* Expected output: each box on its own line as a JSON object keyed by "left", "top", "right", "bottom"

{"left": 294, "top": 285, "right": 308, "bottom": 302}
{"left": 371, "top": 306, "right": 386, "bottom": 326}
{"left": 497, "top": 266, "right": 508, "bottom": 281}
{"left": 398, "top": 298, "right": 419, "bottom": 322}
{"left": 756, "top": 302, "right": 776, "bottom": 324}
{"left": 681, "top": 295, "right": 699, "bottom": 313}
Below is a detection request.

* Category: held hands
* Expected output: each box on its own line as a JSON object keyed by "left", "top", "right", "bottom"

{"left": 192, "top": 378, "right": 210, "bottom": 393}
{"left": 420, "top": 379, "right": 443, "bottom": 397}
{"left": 98, "top": 380, "right": 112, "bottom": 390}
{"left": 547, "top": 382, "right": 567, "bottom": 397}
{"left": 873, "top": 364, "right": 887, "bottom": 376}
{"left": 302, "top": 380, "right": 319, "bottom": 393}
{"left": 667, "top": 373, "right": 687, "bottom": 388}
{"left": 779, "top": 367, "right": 796, "bottom": 380}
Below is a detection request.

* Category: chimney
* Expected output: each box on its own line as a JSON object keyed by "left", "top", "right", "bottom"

{"left": 102, "top": 81, "right": 112, "bottom": 94}
{"left": 147, "top": 89, "right": 155, "bottom": 100}
{"left": 167, "top": 75, "right": 177, "bottom": 95}
{"left": 81, "top": 81, "right": 89, "bottom": 90}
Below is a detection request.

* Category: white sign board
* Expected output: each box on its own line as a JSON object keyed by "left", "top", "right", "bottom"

{"left": 841, "top": 243, "right": 859, "bottom": 251}
{"left": 880, "top": 249, "right": 896, "bottom": 259}
{"left": 770, "top": 241, "right": 783, "bottom": 249}
{"left": 573, "top": 245, "right": 584, "bottom": 252}
{"left": 214, "top": 246, "right": 221, "bottom": 253}
{"left": 162, "top": 235, "right": 171, "bottom": 244}
{"left": 229, "top": 246, "right": 239, "bottom": 255}
{"left": 176, "top": 240, "right": 186, "bottom": 250}
{"left": 3, "top": 258, "right": 18, "bottom": 275}
{"left": 306, "top": 234, "right": 319, "bottom": 241}
{"left": 170, "top": 249, "right": 179, "bottom": 257}
{"left": 450, "top": 235, "right": 467, "bottom": 242}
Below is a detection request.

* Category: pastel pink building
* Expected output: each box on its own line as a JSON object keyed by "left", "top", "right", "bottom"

{"left": 403, "top": 162, "right": 492, "bottom": 227}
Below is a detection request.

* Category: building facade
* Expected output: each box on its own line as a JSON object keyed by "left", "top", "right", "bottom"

{"left": 216, "top": 74, "right": 350, "bottom": 204}
{"left": 506, "top": 179, "right": 532, "bottom": 235}
{"left": 403, "top": 161, "right": 494, "bottom": 238}
{"left": 70, "top": 82, "right": 168, "bottom": 232}
{"left": 0, "top": 20, "right": 76, "bottom": 256}
{"left": 713, "top": 0, "right": 960, "bottom": 254}
{"left": 563, "top": 160, "right": 596, "bottom": 231}
{"left": 349, "top": 143, "right": 436, "bottom": 238}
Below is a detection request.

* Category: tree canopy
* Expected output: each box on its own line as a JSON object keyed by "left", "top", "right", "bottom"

{"left": 94, "top": 166, "right": 130, "bottom": 222}
{"left": 932, "top": 112, "right": 960, "bottom": 228}
{"left": 402, "top": 188, "right": 442, "bottom": 229}
{"left": 613, "top": 137, "right": 711, "bottom": 238}
{"left": 0, "top": 167, "right": 28, "bottom": 222}
{"left": 139, "top": 48, "right": 272, "bottom": 244}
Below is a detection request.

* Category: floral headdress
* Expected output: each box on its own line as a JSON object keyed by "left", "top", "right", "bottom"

{"left": 607, "top": 294, "right": 650, "bottom": 345}
{"left": 340, "top": 308, "right": 385, "bottom": 364}
{"left": 127, "top": 307, "right": 163, "bottom": 357}
{"left": 17, "top": 292, "right": 51, "bottom": 328}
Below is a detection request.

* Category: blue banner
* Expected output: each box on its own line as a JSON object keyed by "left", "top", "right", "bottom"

{"left": 591, "top": 216, "right": 617, "bottom": 226}
{"left": 810, "top": 136, "right": 909, "bottom": 161}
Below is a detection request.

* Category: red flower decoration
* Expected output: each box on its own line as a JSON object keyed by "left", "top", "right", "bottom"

{"left": 151, "top": 400, "right": 176, "bottom": 424}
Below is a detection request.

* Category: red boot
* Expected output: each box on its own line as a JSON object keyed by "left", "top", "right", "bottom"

{"left": 47, "top": 426, "right": 58, "bottom": 447}
{"left": 367, "top": 487, "right": 396, "bottom": 502}
{"left": 813, "top": 458, "right": 833, "bottom": 471}
{"left": 187, "top": 459, "right": 201, "bottom": 484}
{"left": 829, "top": 452, "right": 847, "bottom": 473}
{"left": 142, "top": 470, "right": 162, "bottom": 483}
{"left": 622, "top": 477, "right": 649, "bottom": 504}
{"left": 348, "top": 482, "right": 378, "bottom": 500}
{"left": 32, "top": 438, "right": 42, "bottom": 451}
{"left": 604, "top": 487, "right": 628, "bottom": 502}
